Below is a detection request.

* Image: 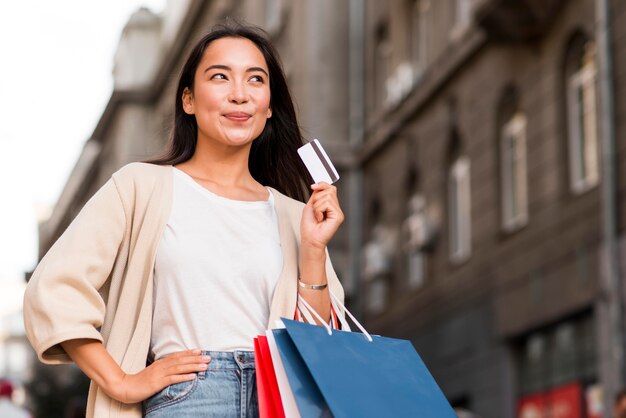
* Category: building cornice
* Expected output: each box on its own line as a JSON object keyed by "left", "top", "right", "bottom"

{"left": 39, "top": 0, "right": 209, "bottom": 257}
{"left": 358, "top": 27, "right": 487, "bottom": 166}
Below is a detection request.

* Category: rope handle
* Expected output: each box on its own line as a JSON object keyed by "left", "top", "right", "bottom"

{"left": 297, "top": 290, "right": 373, "bottom": 342}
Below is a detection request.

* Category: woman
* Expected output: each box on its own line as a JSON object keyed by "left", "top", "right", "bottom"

{"left": 23, "top": 23, "right": 345, "bottom": 418}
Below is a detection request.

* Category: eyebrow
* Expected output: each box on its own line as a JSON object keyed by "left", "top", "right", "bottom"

{"left": 204, "top": 64, "right": 269, "bottom": 77}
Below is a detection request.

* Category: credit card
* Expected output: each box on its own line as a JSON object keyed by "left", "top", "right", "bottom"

{"left": 297, "top": 139, "right": 340, "bottom": 184}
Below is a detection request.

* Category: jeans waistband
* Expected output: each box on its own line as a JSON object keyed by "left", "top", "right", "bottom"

{"left": 200, "top": 350, "right": 255, "bottom": 372}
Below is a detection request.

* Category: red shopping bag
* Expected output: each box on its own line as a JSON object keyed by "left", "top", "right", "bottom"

{"left": 254, "top": 336, "right": 286, "bottom": 418}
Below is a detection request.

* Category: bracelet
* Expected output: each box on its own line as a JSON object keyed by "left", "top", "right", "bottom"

{"left": 298, "top": 277, "right": 328, "bottom": 290}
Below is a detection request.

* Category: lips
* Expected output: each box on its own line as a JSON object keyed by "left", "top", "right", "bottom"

{"left": 223, "top": 112, "right": 251, "bottom": 122}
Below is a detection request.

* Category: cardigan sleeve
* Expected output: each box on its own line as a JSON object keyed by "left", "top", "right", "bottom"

{"left": 23, "top": 178, "right": 127, "bottom": 364}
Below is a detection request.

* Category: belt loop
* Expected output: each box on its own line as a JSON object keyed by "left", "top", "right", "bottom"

{"left": 198, "top": 350, "right": 210, "bottom": 380}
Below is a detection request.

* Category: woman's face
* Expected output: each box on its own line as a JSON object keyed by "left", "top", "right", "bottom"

{"left": 183, "top": 37, "right": 272, "bottom": 148}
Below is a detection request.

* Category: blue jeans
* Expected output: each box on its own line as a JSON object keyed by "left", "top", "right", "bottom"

{"left": 143, "top": 350, "right": 259, "bottom": 418}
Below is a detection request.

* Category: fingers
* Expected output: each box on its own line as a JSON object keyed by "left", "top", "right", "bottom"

{"left": 165, "top": 349, "right": 202, "bottom": 358}
{"left": 166, "top": 362, "right": 208, "bottom": 375}
{"left": 121, "top": 349, "right": 210, "bottom": 404}
{"left": 159, "top": 349, "right": 211, "bottom": 375}
{"left": 167, "top": 373, "right": 197, "bottom": 386}
{"left": 313, "top": 201, "right": 344, "bottom": 223}
{"left": 310, "top": 182, "right": 335, "bottom": 195}
{"left": 308, "top": 183, "right": 339, "bottom": 207}
{"left": 308, "top": 183, "right": 343, "bottom": 223}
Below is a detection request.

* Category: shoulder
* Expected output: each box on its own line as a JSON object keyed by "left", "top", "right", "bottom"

{"left": 112, "top": 162, "right": 171, "bottom": 189}
{"left": 113, "top": 162, "right": 171, "bottom": 181}
{"left": 110, "top": 163, "right": 172, "bottom": 205}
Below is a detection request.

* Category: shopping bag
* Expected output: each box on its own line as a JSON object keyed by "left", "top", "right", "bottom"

{"left": 265, "top": 326, "right": 304, "bottom": 418}
{"left": 272, "top": 292, "right": 457, "bottom": 418}
{"left": 255, "top": 336, "right": 286, "bottom": 418}
{"left": 254, "top": 337, "right": 275, "bottom": 418}
{"left": 270, "top": 327, "right": 331, "bottom": 417}
{"left": 258, "top": 335, "right": 286, "bottom": 418}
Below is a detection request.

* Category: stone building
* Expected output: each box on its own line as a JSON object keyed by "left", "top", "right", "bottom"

{"left": 358, "top": 0, "right": 626, "bottom": 416}
{"left": 35, "top": 0, "right": 626, "bottom": 417}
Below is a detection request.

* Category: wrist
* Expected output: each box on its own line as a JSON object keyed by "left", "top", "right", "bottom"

{"left": 104, "top": 371, "right": 127, "bottom": 402}
{"left": 299, "top": 243, "right": 326, "bottom": 260}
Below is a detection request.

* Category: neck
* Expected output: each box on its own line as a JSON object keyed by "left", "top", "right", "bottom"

{"left": 180, "top": 139, "right": 255, "bottom": 187}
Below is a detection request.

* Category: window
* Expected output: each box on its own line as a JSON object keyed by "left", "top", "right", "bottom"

{"left": 265, "top": 0, "right": 283, "bottom": 35}
{"left": 363, "top": 223, "right": 395, "bottom": 314}
{"left": 408, "top": 251, "right": 425, "bottom": 288}
{"left": 517, "top": 315, "right": 596, "bottom": 396}
{"left": 566, "top": 39, "right": 599, "bottom": 194}
{"left": 449, "top": 156, "right": 471, "bottom": 262}
{"left": 451, "top": 0, "right": 473, "bottom": 41}
{"left": 501, "top": 112, "right": 528, "bottom": 231}
{"left": 520, "top": 333, "right": 547, "bottom": 394}
{"left": 413, "top": 0, "right": 432, "bottom": 72}
{"left": 374, "top": 23, "right": 392, "bottom": 109}
{"left": 363, "top": 197, "right": 396, "bottom": 315}
{"left": 550, "top": 324, "right": 577, "bottom": 385}
{"left": 402, "top": 194, "right": 430, "bottom": 289}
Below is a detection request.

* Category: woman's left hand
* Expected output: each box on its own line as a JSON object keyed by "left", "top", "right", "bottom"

{"left": 301, "top": 182, "right": 344, "bottom": 250}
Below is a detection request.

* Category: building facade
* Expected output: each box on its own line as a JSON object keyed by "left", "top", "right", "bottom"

{"left": 34, "top": 0, "right": 626, "bottom": 417}
{"left": 359, "top": 0, "right": 625, "bottom": 417}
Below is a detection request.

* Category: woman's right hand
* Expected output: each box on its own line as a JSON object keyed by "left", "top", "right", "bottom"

{"left": 112, "top": 349, "right": 211, "bottom": 404}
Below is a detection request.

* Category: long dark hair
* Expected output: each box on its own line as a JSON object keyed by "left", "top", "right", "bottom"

{"left": 147, "top": 23, "right": 313, "bottom": 202}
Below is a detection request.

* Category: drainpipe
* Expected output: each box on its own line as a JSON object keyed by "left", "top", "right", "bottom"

{"left": 597, "top": 0, "right": 623, "bottom": 408}
{"left": 348, "top": 0, "right": 365, "bottom": 317}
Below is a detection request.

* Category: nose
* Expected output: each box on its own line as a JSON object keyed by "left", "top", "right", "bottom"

{"left": 228, "top": 80, "right": 249, "bottom": 104}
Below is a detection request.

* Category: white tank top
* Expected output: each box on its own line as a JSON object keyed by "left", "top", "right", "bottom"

{"left": 150, "top": 168, "right": 283, "bottom": 359}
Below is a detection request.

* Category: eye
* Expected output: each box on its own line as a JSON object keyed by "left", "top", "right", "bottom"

{"left": 249, "top": 75, "right": 265, "bottom": 83}
{"left": 210, "top": 73, "right": 228, "bottom": 80}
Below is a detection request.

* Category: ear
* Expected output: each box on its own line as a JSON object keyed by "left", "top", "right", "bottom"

{"left": 267, "top": 108, "right": 272, "bottom": 118}
{"left": 182, "top": 87, "right": 195, "bottom": 115}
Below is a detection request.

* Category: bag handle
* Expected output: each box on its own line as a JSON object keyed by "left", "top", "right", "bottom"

{"left": 297, "top": 291, "right": 373, "bottom": 342}
{"left": 297, "top": 293, "right": 352, "bottom": 332}
{"left": 297, "top": 296, "right": 333, "bottom": 335}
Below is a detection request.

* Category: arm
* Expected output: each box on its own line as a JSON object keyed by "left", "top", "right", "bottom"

{"left": 23, "top": 179, "right": 125, "bottom": 363}
{"left": 298, "top": 246, "right": 332, "bottom": 324}
{"left": 299, "top": 182, "right": 344, "bottom": 325}
{"left": 60, "top": 339, "right": 210, "bottom": 404}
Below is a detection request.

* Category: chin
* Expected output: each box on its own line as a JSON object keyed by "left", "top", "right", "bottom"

{"left": 224, "top": 132, "right": 262, "bottom": 146}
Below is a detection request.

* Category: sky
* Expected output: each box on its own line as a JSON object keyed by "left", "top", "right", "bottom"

{"left": 0, "top": 1, "right": 166, "bottom": 324}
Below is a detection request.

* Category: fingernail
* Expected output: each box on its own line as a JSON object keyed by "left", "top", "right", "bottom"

{"left": 199, "top": 363, "right": 208, "bottom": 369}
{"left": 202, "top": 355, "right": 211, "bottom": 361}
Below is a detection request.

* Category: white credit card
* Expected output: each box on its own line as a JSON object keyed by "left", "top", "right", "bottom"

{"left": 297, "top": 139, "right": 340, "bottom": 184}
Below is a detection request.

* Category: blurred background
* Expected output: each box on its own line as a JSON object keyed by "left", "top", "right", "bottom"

{"left": 1, "top": 0, "right": 625, "bottom": 417}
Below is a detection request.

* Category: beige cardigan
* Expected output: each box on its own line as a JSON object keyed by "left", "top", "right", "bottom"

{"left": 23, "top": 162, "right": 344, "bottom": 418}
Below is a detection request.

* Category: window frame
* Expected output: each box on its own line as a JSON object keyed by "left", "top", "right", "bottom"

{"left": 411, "top": 0, "right": 431, "bottom": 74}
{"left": 265, "top": 0, "right": 283, "bottom": 36}
{"left": 448, "top": 156, "right": 472, "bottom": 263}
{"left": 450, "top": 0, "right": 473, "bottom": 41}
{"left": 566, "top": 44, "right": 599, "bottom": 194}
{"left": 500, "top": 112, "right": 529, "bottom": 232}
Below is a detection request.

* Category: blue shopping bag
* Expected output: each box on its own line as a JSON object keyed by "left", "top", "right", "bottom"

{"left": 274, "top": 315, "right": 456, "bottom": 418}
{"left": 271, "top": 328, "right": 332, "bottom": 417}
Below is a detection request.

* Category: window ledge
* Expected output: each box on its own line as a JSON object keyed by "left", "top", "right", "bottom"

{"left": 571, "top": 180, "right": 599, "bottom": 196}
{"left": 449, "top": 22, "right": 471, "bottom": 43}
{"left": 450, "top": 251, "right": 472, "bottom": 266}
{"left": 502, "top": 217, "right": 529, "bottom": 235}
